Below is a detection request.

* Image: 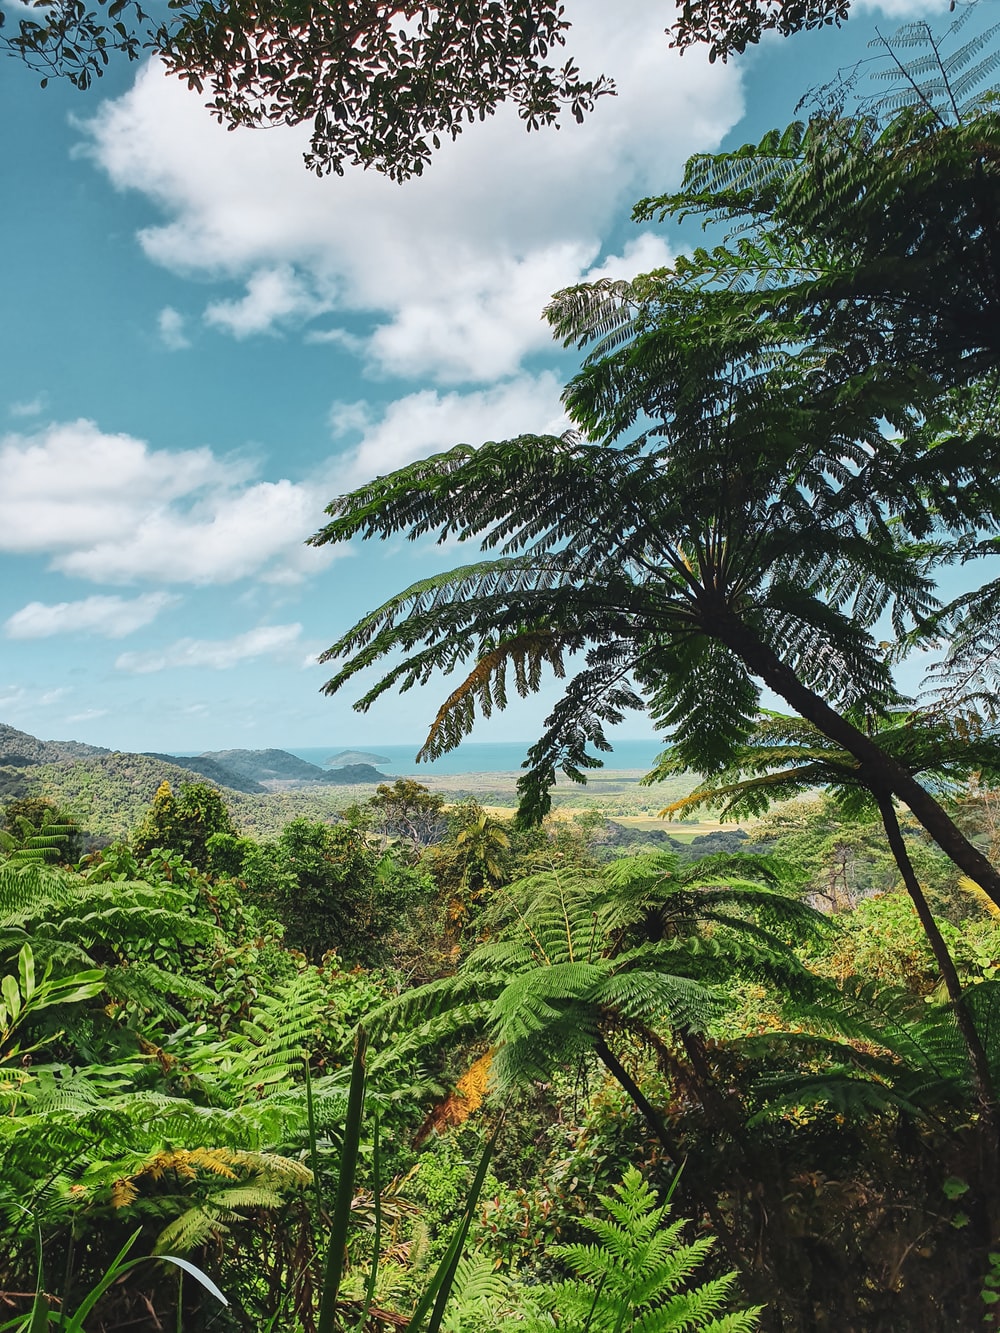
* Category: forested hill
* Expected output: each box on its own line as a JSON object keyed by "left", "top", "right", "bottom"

{"left": 141, "top": 752, "right": 266, "bottom": 794}
{"left": 199, "top": 748, "right": 389, "bottom": 785}
{"left": 0, "top": 722, "right": 109, "bottom": 766}
{"left": 0, "top": 724, "right": 392, "bottom": 841}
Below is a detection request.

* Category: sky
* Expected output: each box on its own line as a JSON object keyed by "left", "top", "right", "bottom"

{"left": 0, "top": 0, "right": 951, "bottom": 754}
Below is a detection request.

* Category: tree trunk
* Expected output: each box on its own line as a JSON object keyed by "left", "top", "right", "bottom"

{"left": 592, "top": 1035, "right": 744, "bottom": 1271}
{"left": 875, "top": 790, "right": 1000, "bottom": 1125}
{"left": 709, "top": 609, "right": 1000, "bottom": 909}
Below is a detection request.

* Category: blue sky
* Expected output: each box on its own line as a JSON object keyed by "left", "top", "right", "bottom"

{"left": 0, "top": 0, "right": 950, "bottom": 753}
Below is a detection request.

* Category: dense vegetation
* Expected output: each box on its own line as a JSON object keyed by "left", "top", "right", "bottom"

{"left": 4, "top": 747, "right": 1000, "bottom": 1332}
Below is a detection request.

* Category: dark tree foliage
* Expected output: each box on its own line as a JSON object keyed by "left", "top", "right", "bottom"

{"left": 632, "top": 19, "right": 1000, "bottom": 388}
{"left": 668, "top": 0, "right": 849, "bottom": 61}
{"left": 232, "top": 816, "right": 431, "bottom": 965}
{"left": 15, "top": 0, "right": 983, "bottom": 178}
{"left": 3, "top": 0, "right": 613, "bottom": 180}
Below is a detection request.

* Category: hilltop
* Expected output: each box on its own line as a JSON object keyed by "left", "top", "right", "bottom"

{"left": 0, "top": 722, "right": 109, "bottom": 767}
{"left": 0, "top": 725, "right": 392, "bottom": 841}
{"left": 325, "top": 749, "right": 391, "bottom": 768}
{"left": 199, "top": 748, "right": 389, "bottom": 786}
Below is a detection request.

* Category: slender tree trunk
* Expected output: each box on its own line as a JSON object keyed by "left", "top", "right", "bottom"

{"left": 875, "top": 790, "right": 1000, "bottom": 1122}
{"left": 592, "top": 1035, "right": 745, "bottom": 1271}
{"left": 708, "top": 609, "right": 1000, "bottom": 908}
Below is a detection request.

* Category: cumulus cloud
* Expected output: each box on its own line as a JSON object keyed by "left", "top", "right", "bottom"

{"left": 205, "top": 265, "right": 336, "bottom": 337}
{"left": 115, "top": 623, "right": 303, "bottom": 673}
{"left": 79, "top": 0, "right": 743, "bottom": 383}
{"left": 158, "top": 306, "right": 190, "bottom": 349}
{"left": 0, "top": 419, "right": 330, "bottom": 585}
{"left": 330, "top": 372, "right": 568, "bottom": 487}
{"left": 583, "top": 234, "right": 674, "bottom": 283}
{"left": 4, "top": 592, "right": 179, "bottom": 640}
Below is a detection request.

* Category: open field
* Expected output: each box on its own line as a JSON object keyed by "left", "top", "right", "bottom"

{"left": 426, "top": 768, "right": 745, "bottom": 840}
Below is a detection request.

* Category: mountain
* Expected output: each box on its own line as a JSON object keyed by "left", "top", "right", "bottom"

{"left": 142, "top": 752, "right": 266, "bottom": 794}
{"left": 325, "top": 749, "right": 391, "bottom": 768}
{"left": 199, "top": 748, "right": 389, "bottom": 786}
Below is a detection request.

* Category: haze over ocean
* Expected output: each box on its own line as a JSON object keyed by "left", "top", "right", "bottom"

{"left": 287, "top": 739, "right": 664, "bottom": 775}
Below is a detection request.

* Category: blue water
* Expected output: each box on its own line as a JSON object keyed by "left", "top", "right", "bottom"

{"left": 287, "top": 738, "right": 664, "bottom": 775}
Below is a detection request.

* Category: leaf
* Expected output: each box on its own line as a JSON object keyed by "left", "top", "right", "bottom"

{"left": 154, "top": 1256, "right": 228, "bottom": 1307}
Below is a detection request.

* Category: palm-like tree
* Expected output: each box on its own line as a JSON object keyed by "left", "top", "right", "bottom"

{"left": 312, "top": 366, "right": 1000, "bottom": 906}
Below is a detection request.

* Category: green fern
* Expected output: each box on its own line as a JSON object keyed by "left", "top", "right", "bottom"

{"left": 517, "top": 1166, "right": 762, "bottom": 1332}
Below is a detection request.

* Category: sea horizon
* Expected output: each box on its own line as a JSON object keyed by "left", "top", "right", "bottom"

{"left": 286, "top": 738, "right": 664, "bottom": 775}
{"left": 158, "top": 737, "right": 665, "bottom": 776}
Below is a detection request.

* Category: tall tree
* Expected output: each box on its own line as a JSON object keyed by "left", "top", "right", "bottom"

{"left": 369, "top": 854, "right": 825, "bottom": 1304}
{"left": 131, "top": 779, "right": 237, "bottom": 870}
{"left": 311, "top": 376, "right": 1000, "bottom": 906}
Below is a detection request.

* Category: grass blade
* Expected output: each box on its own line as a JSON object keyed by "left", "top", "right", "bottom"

{"left": 409, "top": 1110, "right": 503, "bottom": 1333}
{"left": 317, "top": 1026, "right": 368, "bottom": 1333}
{"left": 353, "top": 1115, "right": 382, "bottom": 1333}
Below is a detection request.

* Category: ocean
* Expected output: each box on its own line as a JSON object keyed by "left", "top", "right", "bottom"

{"left": 286, "top": 738, "right": 664, "bottom": 775}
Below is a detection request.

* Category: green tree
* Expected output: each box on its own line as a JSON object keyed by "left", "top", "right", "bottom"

{"left": 235, "top": 817, "right": 431, "bottom": 965}
{"left": 369, "top": 853, "right": 824, "bottom": 1295}
{"left": 367, "top": 778, "right": 449, "bottom": 853}
{"left": 131, "top": 780, "right": 236, "bottom": 870}
{"left": 311, "top": 394, "right": 1000, "bottom": 907}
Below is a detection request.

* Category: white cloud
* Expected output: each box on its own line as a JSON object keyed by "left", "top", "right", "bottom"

{"left": 78, "top": 0, "right": 744, "bottom": 383}
{"left": 205, "top": 265, "right": 335, "bottom": 337}
{"left": 4, "top": 592, "right": 179, "bottom": 640}
{"left": 332, "top": 372, "right": 568, "bottom": 487}
{"left": 67, "top": 708, "right": 110, "bottom": 723}
{"left": 9, "top": 395, "right": 46, "bottom": 418}
{"left": 583, "top": 234, "right": 674, "bottom": 283}
{"left": 115, "top": 623, "right": 304, "bottom": 673}
{"left": 158, "top": 306, "right": 190, "bottom": 349}
{"left": 0, "top": 419, "right": 330, "bottom": 585}
{"left": 40, "top": 688, "right": 71, "bottom": 705}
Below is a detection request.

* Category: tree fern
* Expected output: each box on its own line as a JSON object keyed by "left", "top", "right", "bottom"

{"left": 367, "top": 855, "right": 827, "bottom": 1167}
{"left": 649, "top": 708, "right": 1000, "bottom": 1111}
